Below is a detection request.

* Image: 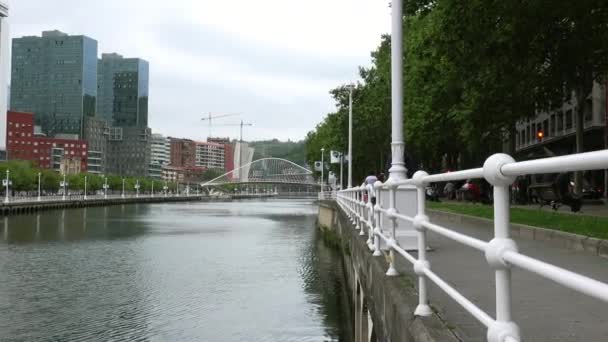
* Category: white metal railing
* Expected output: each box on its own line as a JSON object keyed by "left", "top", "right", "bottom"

{"left": 337, "top": 151, "right": 608, "bottom": 342}
{"left": 318, "top": 190, "right": 337, "bottom": 201}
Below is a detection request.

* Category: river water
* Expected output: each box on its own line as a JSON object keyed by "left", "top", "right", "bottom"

{"left": 0, "top": 200, "right": 350, "bottom": 341}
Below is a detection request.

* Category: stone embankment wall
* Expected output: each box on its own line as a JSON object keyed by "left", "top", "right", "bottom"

{"left": 318, "top": 200, "right": 458, "bottom": 342}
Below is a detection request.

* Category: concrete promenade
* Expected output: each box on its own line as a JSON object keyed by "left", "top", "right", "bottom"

{"left": 395, "top": 211, "right": 608, "bottom": 341}
{"left": 0, "top": 193, "right": 283, "bottom": 216}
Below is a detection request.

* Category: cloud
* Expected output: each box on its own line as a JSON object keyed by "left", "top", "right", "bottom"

{"left": 7, "top": 0, "right": 391, "bottom": 142}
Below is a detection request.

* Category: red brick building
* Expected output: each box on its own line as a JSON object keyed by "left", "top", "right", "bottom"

{"left": 169, "top": 137, "right": 197, "bottom": 168}
{"left": 6, "top": 111, "right": 88, "bottom": 172}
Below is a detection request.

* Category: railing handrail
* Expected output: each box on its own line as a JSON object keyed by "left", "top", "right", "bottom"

{"left": 336, "top": 151, "right": 608, "bottom": 342}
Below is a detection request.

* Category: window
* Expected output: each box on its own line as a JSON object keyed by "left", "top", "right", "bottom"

{"left": 566, "top": 110, "right": 573, "bottom": 129}
{"left": 543, "top": 120, "right": 549, "bottom": 137}
{"left": 584, "top": 99, "right": 592, "bottom": 122}
{"left": 550, "top": 115, "right": 556, "bottom": 135}
{"left": 558, "top": 112, "right": 564, "bottom": 131}
{"left": 526, "top": 126, "right": 530, "bottom": 143}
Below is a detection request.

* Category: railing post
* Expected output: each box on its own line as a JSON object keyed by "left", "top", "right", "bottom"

{"left": 483, "top": 154, "right": 520, "bottom": 342}
{"left": 373, "top": 181, "right": 383, "bottom": 257}
{"left": 359, "top": 184, "right": 366, "bottom": 236}
{"left": 385, "top": 178, "right": 399, "bottom": 276}
{"left": 412, "top": 171, "right": 432, "bottom": 316}
{"left": 366, "top": 184, "right": 374, "bottom": 249}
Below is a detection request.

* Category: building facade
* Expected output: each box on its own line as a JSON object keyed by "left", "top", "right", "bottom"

{"left": 208, "top": 137, "right": 234, "bottom": 173}
{"left": 83, "top": 116, "right": 109, "bottom": 174}
{"left": 97, "top": 53, "right": 149, "bottom": 127}
{"left": 10, "top": 30, "right": 98, "bottom": 137}
{"left": 515, "top": 81, "right": 607, "bottom": 157}
{"left": 107, "top": 126, "right": 151, "bottom": 177}
{"left": 170, "top": 138, "right": 197, "bottom": 168}
{"left": 6, "top": 111, "right": 88, "bottom": 172}
{"left": 195, "top": 141, "right": 225, "bottom": 170}
{"left": 0, "top": 1, "right": 9, "bottom": 149}
{"left": 149, "top": 133, "right": 170, "bottom": 178}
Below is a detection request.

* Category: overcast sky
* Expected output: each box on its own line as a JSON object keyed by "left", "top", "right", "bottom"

{"left": 8, "top": 0, "right": 390, "bottom": 142}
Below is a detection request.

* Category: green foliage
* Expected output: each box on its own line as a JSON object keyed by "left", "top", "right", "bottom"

{"left": 306, "top": 1, "right": 608, "bottom": 177}
{"left": 250, "top": 139, "right": 306, "bottom": 165}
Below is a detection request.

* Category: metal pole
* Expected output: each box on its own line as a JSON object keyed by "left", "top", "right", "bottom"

{"left": 151, "top": 181, "right": 154, "bottom": 197}
{"left": 321, "top": 148, "right": 325, "bottom": 191}
{"left": 84, "top": 175, "right": 87, "bottom": 200}
{"left": 104, "top": 177, "right": 108, "bottom": 199}
{"left": 388, "top": 0, "right": 407, "bottom": 182}
{"left": 348, "top": 87, "right": 353, "bottom": 188}
{"left": 4, "top": 170, "right": 9, "bottom": 204}
{"left": 340, "top": 153, "right": 344, "bottom": 190}
{"left": 37, "top": 172, "right": 41, "bottom": 201}
{"left": 62, "top": 174, "right": 67, "bottom": 201}
{"left": 122, "top": 178, "right": 125, "bottom": 199}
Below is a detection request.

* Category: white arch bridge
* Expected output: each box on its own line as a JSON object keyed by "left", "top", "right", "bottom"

{"left": 201, "top": 158, "right": 320, "bottom": 196}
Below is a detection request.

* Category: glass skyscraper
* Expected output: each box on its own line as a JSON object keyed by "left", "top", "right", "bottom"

{"left": 10, "top": 30, "right": 98, "bottom": 137}
{"left": 97, "top": 53, "right": 149, "bottom": 127}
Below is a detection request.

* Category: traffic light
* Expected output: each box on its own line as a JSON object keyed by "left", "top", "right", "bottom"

{"left": 536, "top": 130, "right": 544, "bottom": 142}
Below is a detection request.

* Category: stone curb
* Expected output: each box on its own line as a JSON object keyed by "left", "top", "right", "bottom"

{"left": 428, "top": 209, "right": 608, "bottom": 259}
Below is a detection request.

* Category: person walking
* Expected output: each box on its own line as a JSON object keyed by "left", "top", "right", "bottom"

{"left": 364, "top": 171, "right": 378, "bottom": 204}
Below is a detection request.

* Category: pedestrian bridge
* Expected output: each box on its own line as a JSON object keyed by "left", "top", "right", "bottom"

{"left": 201, "top": 158, "right": 319, "bottom": 195}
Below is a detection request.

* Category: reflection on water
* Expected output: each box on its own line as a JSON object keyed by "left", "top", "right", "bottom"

{"left": 0, "top": 200, "right": 348, "bottom": 341}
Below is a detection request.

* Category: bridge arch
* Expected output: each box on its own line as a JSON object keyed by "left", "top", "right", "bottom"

{"left": 201, "top": 158, "right": 317, "bottom": 188}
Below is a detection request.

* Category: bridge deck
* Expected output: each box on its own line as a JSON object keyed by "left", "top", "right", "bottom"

{"left": 394, "top": 212, "right": 608, "bottom": 342}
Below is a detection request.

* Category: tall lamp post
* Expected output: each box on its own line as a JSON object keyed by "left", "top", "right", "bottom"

{"left": 346, "top": 84, "right": 354, "bottom": 188}
{"left": 151, "top": 181, "right": 154, "bottom": 197}
{"left": 321, "top": 147, "right": 325, "bottom": 191}
{"left": 3, "top": 170, "right": 11, "bottom": 204}
{"left": 103, "top": 177, "right": 109, "bottom": 199}
{"left": 37, "top": 172, "right": 42, "bottom": 201}
{"left": 163, "top": 182, "right": 168, "bottom": 197}
{"left": 135, "top": 180, "right": 140, "bottom": 198}
{"left": 84, "top": 175, "right": 88, "bottom": 200}
{"left": 60, "top": 174, "right": 68, "bottom": 201}
{"left": 388, "top": 0, "right": 407, "bottom": 182}
{"left": 121, "top": 178, "right": 125, "bottom": 199}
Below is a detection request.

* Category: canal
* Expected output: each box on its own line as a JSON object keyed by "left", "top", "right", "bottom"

{"left": 0, "top": 200, "right": 350, "bottom": 341}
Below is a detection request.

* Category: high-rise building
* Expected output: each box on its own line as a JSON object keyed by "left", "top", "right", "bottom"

{"left": 0, "top": 1, "right": 9, "bottom": 149}
{"left": 10, "top": 30, "right": 98, "bottom": 137}
{"left": 208, "top": 137, "right": 234, "bottom": 173}
{"left": 83, "top": 116, "right": 109, "bottom": 174}
{"left": 149, "top": 133, "right": 170, "bottom": 178}
{"left": 97, "top": 53, "right": 149, "bottom": 127}
{"left": 107, "top": 126, "right": 151, "bottom": 177}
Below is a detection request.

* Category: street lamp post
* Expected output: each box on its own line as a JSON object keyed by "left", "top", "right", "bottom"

{"left": 84, "top": 175, "right": 88, "bottom": 200}
{"left": 347, "top": 84, "right": 354, "bottom": 188}
{"left": 60, "top": 174, "right": 68, "bottom": 201}
{"left": 3, "top": 170, "right": 11, "bottom": 204}
{"left": 321, "top": 148, "right": 325, "bottom": 191}
{"left": 121, "top": 178, "right": 125, "bottom": 199}
{"left": 388, "top": 0, "right": 407, "bottom": 182}
{"left": 103, "top": 177, "right": 109, "bottom": 199}
{"left": 151, "top": 181, "right": 154, "bottom": 197}
{"left": 163, "top": 182, "right": 168, "bottom": 197}
{"left": 186, "top": 182, "right": 190, "bottom": 196}
{"left": 135, "top": 180, "right": 140, "bottom": 198}
{"left": 37, "top": 172, "right": 42, "bottom": 201}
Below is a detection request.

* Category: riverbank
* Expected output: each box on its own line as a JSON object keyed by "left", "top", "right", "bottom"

{"left": 0, "top": 194, "right": 281, "bottom": 216}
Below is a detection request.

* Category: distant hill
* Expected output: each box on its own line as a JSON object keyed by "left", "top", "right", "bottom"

{"left": 250, "top": 139, "right": 306, "bottom": 166}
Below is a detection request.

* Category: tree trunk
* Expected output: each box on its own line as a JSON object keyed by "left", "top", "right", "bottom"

{"left": 575, "top": 94, "right": 586, "bottom": 196}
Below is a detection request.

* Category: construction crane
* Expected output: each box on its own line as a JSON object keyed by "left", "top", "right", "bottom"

{"left": 215, "top": 120, "right": 253, "bottom": 142}
{"left": 201, "top": 112, "right": 241, "bottom": 138}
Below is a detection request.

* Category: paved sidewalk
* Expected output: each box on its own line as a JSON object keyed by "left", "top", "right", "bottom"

{"left": 394, "top": 214, "right": 608, "bottom": 342}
